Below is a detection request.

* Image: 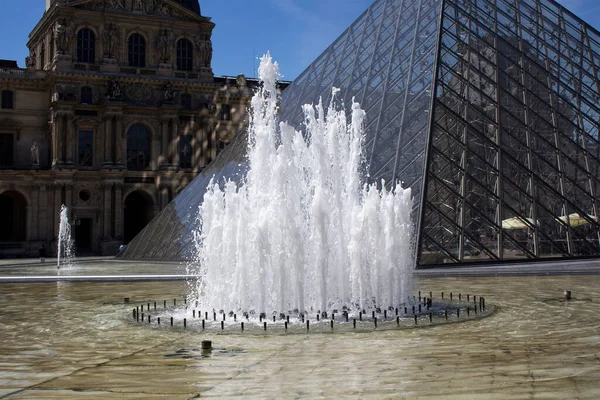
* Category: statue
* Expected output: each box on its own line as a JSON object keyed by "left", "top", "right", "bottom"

{"left": 163, "top": 83, "right": 175, "bottom": 102}
{"left": 236, "top": 74, "right": 247, "bottom": 87}
{"left": 106, "top": 80, "right": 122, "bottom": 101}
{"left": 31, "top": 142, "right": 40, "bottom": 166}
{"left": 198, "top": 37, "right": 212, "bottom": 67}
{"left": 102, "top": 24, "right": 119, "bottom": 58}
{"left": 26, "top": 50, "right": 36, "bottom": 68}
{"left": 55, "top": 20, "right": 72, "bottom": 55}
{"left": 156, "top": 29, "right": 174, "bottom": 63}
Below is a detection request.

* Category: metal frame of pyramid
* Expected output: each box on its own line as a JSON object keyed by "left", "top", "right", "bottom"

{"left": 122, "top": 0, "right": 600, "bottom": 266}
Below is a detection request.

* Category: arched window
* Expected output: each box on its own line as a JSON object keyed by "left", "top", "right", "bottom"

{"left": 77, "top": 28, "right": 96, "bottom": 63}
{"left": 80, "top": 87, "right": 93, "bottom": 104}
{"left": 128, "top": 34, "right": 146, "bottom": 68}
{"left": 180, "top": 93, "right": 191, "bottom": 110}
{"left": 176, "top": 39, "right": 193, "bottom": 71}
{"left": 127, "top": 124, "right": 150, "bottom": 170}
{"left": 1, "top": 90, "right": 14, "bottom": 109}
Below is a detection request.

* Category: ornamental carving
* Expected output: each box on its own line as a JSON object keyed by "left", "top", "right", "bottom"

{"left": 76, "top": 184, "right": 102, "bottom": 206}
{"left": 84, "top": 0, "right": 185, "bottom": 17}
{"left": 124, "top": 83, "right": 153, "bottom": 102}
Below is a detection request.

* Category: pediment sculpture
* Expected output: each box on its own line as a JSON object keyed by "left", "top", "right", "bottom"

{"left": 80, "top": 0, "right": 188, "bottom": 18}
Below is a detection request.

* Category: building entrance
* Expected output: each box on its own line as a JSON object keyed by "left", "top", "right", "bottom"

{"left": 124, "top": 191, "right": 153, "bottom": 244}
{"left": 75, "top": 218, "right": 93, "bottom": 253}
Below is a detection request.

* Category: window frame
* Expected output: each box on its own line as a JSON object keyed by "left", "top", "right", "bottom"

{"left": 176, "top": 38, "right": 194, "bottom": 71}
{"left": 126, "top": 124, "right": 151, "bottom": 170}
{"left": 128, "top": 33, "right": 146, "bottom": 68}
{"left": 1, "top": 90, "right": 14, "bottom": 109}
{"left": 80, "top": 87, "right": 93, "bottom": 104}
{"left": 76, "top": 28, "right": 96, "bottom": 63}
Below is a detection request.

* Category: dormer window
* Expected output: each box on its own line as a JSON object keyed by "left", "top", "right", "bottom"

{"left": 176, "top": 39, "right": 193, "bottom": 71}
{"left": 128, "top": 34, "right": 146, "bottom": 68}
{"left": 1, "top": 90, "right": 14, "bottom": 109}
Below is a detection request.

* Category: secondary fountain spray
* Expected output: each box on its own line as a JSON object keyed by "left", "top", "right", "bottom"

{"left": 189, "top": 53, "right": 414, "bottom": 317}
{"left": 57, "top": 204, "right": 75, "bottom": 269}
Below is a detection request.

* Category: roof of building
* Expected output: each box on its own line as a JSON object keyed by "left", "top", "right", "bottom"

{"left": 171, "top": 0, "right": 201, "bottom": 15}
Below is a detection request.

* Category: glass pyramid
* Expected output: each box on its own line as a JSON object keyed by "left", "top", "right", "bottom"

{"left": 122, "top": 0, "right": 600, "bottom": 266}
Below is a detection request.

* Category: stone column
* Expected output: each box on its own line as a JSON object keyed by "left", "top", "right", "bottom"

{"left": 54, "top": 184, "right": 62, "bottom": 238}
{"left": 172, "top": 119, "right": 180, "bottom": 168}
{"left": 120, "top": 128, "right": 127, "bottom": 169}
{"left": 161, "top": 118, "right": 169, "bottom": 166}
{"left": 102, "top": 183, "right": 112, "bottom": 238}
{"left": 151, "top": 129, "right": 160, "bottom": 170}
{"left": 65, "top": 184, "right": 73, "bottom": 212}
{"left": 39, "top": 184, "right": 48, "bottom": 241}
{"left": 114, "top": 183, "right": 123, "bottom": 239}
{"left": 103, "top": 116, "right": 113, "bottom": 165}
{"left": 160, "top": 186, "right": 169, "bottom": 209}
{"left": 31, "top": 187, "right": 39, "bottom": 240}
{"left": 114, "top": 116, "right": 124, "bottom": 166}
{"left": 52, "top": 113, "right": 64, "bottom": 165}
{"left": 66, "top": 114, "right": 74, "bottom": 165}
{"left": 26, "top": 205, "right": 33, "bottom": 242}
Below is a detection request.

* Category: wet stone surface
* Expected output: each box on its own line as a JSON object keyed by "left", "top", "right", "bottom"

{"left": 0, "top": 274, "right": 600, "bottom": 398}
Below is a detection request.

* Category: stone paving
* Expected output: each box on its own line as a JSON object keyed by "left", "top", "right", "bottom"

{"left": 0, "top": 271, "right": 599, "bottom": 398}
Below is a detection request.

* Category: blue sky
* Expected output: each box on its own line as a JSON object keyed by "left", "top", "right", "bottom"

{"left": 0, "top": 0, "right": 599, "bottom": 81}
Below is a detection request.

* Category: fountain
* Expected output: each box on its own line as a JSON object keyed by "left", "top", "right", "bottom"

{"left": 187, "top": 54, "right": 415, "bottom": 319}
{"left": 57, "top": 204, "right": 75, "bottom": 269}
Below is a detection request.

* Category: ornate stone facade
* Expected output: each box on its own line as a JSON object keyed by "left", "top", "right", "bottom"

{"left": 0, "top": 0, "right": 289, "bottom": 256}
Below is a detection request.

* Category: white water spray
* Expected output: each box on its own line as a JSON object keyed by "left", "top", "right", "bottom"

{"left": 189, "top": 53, "right": 414, "bottom": 316}
{"left": 57, "top": 204, "right": 75, "bottom": 268}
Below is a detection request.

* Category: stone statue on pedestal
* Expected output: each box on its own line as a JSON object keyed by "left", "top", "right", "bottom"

{"left": 31, "top": 142, "right": 40, "bottom": 166}
{"left": 56, "top": 20, "right": 72, "bottom": 55}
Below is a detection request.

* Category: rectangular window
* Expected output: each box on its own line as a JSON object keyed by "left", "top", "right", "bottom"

{"left": 220, "top": 104, "right": 231, "bottom": 121}
{"left": 179, "top": 135, "right": 192, "bottom": 168}
{"left": 1, "top": 91, "right": 14, "bottom": 109}
{"left": 78, "top": 130, "right": 93, "bottom": 166}
{"left": 0, "top": 134, "right": 13, "bottom": 166}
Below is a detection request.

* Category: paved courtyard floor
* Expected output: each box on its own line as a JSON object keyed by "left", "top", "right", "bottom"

{"left": 0, "top": 258, "right": 599, "bottom": 399}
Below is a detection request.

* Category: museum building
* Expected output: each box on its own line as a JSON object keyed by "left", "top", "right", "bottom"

{"left": 0, "top": 0, "right": 287, "bottom": 256}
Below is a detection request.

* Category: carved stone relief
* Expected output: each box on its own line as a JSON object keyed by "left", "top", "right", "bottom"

{"left": 83, "top": 0, "right": 185, "bottom": 17}
{"left": 124, "top": 83, "right": 153, "bottom": 103}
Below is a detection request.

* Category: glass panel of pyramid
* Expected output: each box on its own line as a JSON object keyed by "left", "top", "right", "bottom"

{"left": 122, "top": 0, "right": 600, "bottom": 267}
{"left": 419, "top": 0, "right": 600, "bottom": 265}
